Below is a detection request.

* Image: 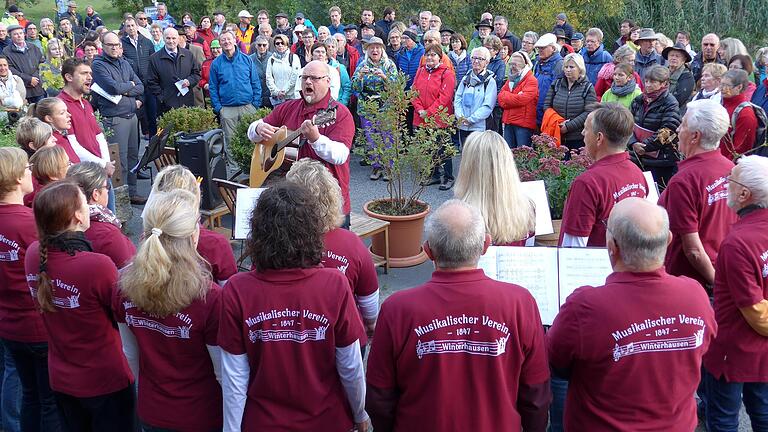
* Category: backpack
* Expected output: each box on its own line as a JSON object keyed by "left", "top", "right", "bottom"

{"left": 270, "top": 54, "right": 294, "bottom": 68}
{"left": 730, "top": 102, "right": 768, "bottom": 157}
{"left": 461, "top": 70, "right": 497, "bottom": 131}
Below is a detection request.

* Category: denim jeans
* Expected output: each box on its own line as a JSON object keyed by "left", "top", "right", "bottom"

{"left": 2, "top": 340, "right": 60, "bottom": 432}
{"left": 548, "top": 375, "right": 569, "bottom": 432}
{"left": 107, "top": 178, "right": 116, "bottom": 214}
{"left": 503, "top": 124, "right": 534, "bottom": 148}
{"left": 704, "top": 368, "right": 768, "bottom": 431}
{"left": 0, "top": 343, "right": 20, "bottom": 432}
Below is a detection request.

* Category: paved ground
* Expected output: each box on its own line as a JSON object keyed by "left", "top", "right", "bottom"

{"left": 125, "top": 141, "right": 750, "bottom": 430}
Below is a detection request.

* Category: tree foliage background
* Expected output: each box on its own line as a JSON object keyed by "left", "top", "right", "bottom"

{"left": 111, "top": 0, "right": 768, "bottom": 50}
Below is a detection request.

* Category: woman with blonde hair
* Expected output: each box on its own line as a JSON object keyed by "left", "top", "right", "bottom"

{"left": 454, "top": 130, "right": 536, "bottom": 246}
{"left": 286, "top": 158, "right": 379, "bottom": 339}
{"left": 0, "top": 147, "right": 61, "bottom": 431}
{"left": 148, "top": 165, "right": 237, "bottom": 284}
{"left": 718, "top": 37, "right": 748, "bottom": 64}
{"left": 543, "top": 52, "right": 597, "bottom": 151}
{"left": 693, "top": 63, "right": 727, "bottom": 104}
{"left": 26, "top": 181, "right": 134, "bottom": 430}
{"left": 115, "top": 188, "right": 222, "bottom": 431}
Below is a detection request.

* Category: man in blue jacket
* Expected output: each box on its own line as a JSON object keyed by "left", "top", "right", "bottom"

{"left": 209, "top": 30, "right": 261, "bottom": 173}
{"left": 533, "top": 33, "right": 563, "bottom": 125}
{"left": 580, "top": 28, "right": 613, "bottom": 85}
{"left": 91, "top": 31, "right": 144, "bottom": 201}
{"left": 396, "top": 30, "right": 423, "bottom": 89}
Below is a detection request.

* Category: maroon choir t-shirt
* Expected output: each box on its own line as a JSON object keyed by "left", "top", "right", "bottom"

{"left": 217, "top": 267, "right": 365, "bottom": 431}
{"left": 704, "top": 208, "right": 768, "bottom": 382}
{"left": 85, "top": 220, "right": 136, "bottom": 269}
{"left": 547, "top": 269, "right": 716, "bottom": 431}
{"left": 197, "top": 226, "right": 237, "bottom": 282}
{"left": 366, "top": 269, "right": 549, "bottom": 431}
{"left": 322, "top": 228, "right": 378, "bottom": 296}
{"left": 0, "top": 205, "right": 46, "bottom": 343}
{"left": 25, "top": 243, "right": 133, "bottom": 397}
{"left": 113, "top": 282, "right": 222, "bottom": 431}
{"left": 658, "top": 150, "right": 737, "bottom": 286}
{"left": 560, "top": 152, "right": 648, "bottom": 247}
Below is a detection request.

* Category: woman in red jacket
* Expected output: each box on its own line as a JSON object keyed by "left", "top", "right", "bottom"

{"left": 720, "top": 69, "right": 759, "bottom": 160}
{"left": 498, "top": 51, "right": 539, "bottom": 148}
{"left": 412, "top": 44, "right": 456, "bottom": 190}
{"left": 26, "top": 181, "right": 134, "bottom": 431}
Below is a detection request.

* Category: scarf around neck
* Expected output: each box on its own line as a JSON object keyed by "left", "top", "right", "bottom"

{"left": 46, "top": 231, "right": 93, "bottom": 256}
{"left": 509, "top": 66, "right": 531, "bottom": 90}
{"left": 89, "top": 204, "right": 121, "bottom": 228}
{"left": 643, "top": 86, "right": 667, "bottom": 105}
{"left": 611, "top": 79, "right": 637, "bottom": 97}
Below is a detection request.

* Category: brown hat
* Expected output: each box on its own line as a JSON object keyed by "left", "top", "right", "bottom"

{"left": 475, "top": 19, "right": 492, "bottom": 30}
{"left": 662, "top": 42, "right": 692, "bottom": 63}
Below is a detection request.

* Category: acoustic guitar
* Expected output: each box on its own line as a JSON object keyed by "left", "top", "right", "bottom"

{"left": 249, "top": 107, "right": 338, "bottom": 188}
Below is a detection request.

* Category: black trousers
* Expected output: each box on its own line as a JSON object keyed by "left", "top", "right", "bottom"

{"left": 54, "top": 385, "right": 135, "bottom": 432}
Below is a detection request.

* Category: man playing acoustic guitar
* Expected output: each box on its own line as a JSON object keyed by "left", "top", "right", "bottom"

{"left": 248, "top": 60, "right": 355, "bottom": 227}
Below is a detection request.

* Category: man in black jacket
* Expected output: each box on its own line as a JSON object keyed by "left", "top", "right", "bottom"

{"left": 3, "top": 24, "right": 44, "bottom": 103}
{"left": 91, "top": 31, "right": 144, "bottom": 203}
{"left": 146, "top": 27, "right": 200, "bottom": 114}
{"left": 121, "top": 17, "right": 156, "bottom": 137}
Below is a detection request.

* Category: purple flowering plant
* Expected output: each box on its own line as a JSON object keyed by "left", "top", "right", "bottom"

{"left": 512, "top": 134, "right": 592, "bottom": 219}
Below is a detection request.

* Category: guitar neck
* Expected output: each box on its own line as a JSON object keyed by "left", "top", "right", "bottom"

{"left": 275, "top": 129, "right": 304, "bottom": 153}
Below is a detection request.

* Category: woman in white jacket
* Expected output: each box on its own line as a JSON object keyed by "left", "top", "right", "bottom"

{"left": 265, "top": 34, "right": 301, "bottom": 107}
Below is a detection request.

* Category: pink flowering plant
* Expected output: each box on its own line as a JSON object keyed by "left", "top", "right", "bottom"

{"left": 512, "top": 134, "right": 592, "bottom": 219}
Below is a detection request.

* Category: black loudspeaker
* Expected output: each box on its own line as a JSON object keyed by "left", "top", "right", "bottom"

{"left": 176, "top": 129, "right": 226, "bottom": 210}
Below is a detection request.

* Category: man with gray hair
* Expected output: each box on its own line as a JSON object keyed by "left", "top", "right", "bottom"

{"left": 702, "top": 155, "right": 768, "bottom": 431}
{"left": 549, "top": 197, "right": 716, "bottom": 431}
{"left": 366, "top": 199, "right": 550, "bottom": 432}
{"left": 658, "top": 99, "right": 737, "bottom": 290}
{"left": 492, "top": 15, "right": 521, "bottom": 52}
{"left": 581, "top": 27, "right": 613, "bottom": 84}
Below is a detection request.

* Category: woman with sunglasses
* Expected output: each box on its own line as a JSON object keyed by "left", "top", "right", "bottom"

{"left": 265, "top": 34, "right": 301, "bottom": 106}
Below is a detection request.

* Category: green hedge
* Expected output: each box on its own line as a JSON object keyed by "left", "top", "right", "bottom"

{"left": 157, "top": 107, "right": 219, "bottom": 147}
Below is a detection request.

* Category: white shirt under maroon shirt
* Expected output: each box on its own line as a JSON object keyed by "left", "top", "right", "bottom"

{"left": 559, "top": 152, "right": 648, "bottom": 247}
{"left": 25, "top": 242, "right": 133, "bottom": 397}
{"left": 217, "top": 267, "right": 367, "bottom": 431}
{"left": 704, "top": 207, "right": 768, "bottom": 383}
{"left": 0, "top": 204, "right": 47, "bottom": 344}
{"left": 322, "top": 227, "right": 379, "bottom": 339}
{"left": 658, "top": 150, "right": 737, "bottom": 287}
{"left": 113, "top": 282, "right": 223, "bottom": 431}
{"left": 366, "top": 269, "right": 550, "bottom": 431}
{"left": 547, "top": 268, "right": 716, "bottom": 431}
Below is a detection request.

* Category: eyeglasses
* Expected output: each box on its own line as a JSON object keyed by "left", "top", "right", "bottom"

{"left": 300, "top": 75, "right": 327, "bottom": 81}
{"left": 726, "top": 175, "right": 750, "bottom": 190}
{"left": 138, "top": 17, "right": 147, "bottom": 21}
{"left": 274, "top": 41, "right": 284, "bottom": 46}
{"left": 256, "top": 43, "right": 267, "bottom": 47}
{"left": 104, "top": 43, "right": 121, "bottom": 48}
{"left": 471, "top": 56, "right": 487, "bottom": 62}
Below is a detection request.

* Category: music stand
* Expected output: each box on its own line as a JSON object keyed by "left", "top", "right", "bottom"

{"left": 131, "top": 122, "right": 173, "bottom": 174}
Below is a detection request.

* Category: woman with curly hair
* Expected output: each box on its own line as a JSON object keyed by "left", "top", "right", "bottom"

{"left": 218, "top": 182, "right": 369, "bottom": 432}
{"left": 454, "top": 131, "right": 536, "bottom": 246}
{"left": 25, "top": 181, "right": 134, "bottom": 431}
{"left": 114, "top": 188, "right": 222, "bottom": 431}
{"left": 286, "top": 158, "right": 379, "bottom": 341}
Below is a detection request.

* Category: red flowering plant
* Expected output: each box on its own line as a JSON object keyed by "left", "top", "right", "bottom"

{"left": 512, "top": 134, "right": 592, "bottom": 219}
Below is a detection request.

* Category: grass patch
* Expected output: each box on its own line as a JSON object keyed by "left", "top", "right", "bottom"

{"left": 22, "top": 0, "right": 125, "bottom": 30}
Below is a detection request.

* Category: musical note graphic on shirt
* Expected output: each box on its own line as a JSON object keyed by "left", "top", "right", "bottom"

{"left": 125, "top": 315, "right": 193, "bottom": 339}
{"left": 612, "top": 329, "right": 705, "bottom": 362}
{"left": 0, "top": 250, "right": 19, "bottom": 262}
{"left": 249, "top": 325, "right": 330, "bottom": 344}
{"left": 415, "top": 335, "right": 510, "bottom": 359}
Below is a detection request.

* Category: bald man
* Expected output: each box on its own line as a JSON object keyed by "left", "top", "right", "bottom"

{"left": 548, "top": 197, "right": 716, "bottom": 431}
{"left": 691, "top": 33, "right": 725, "bottom": 83}
{"left": 248, "top": 60, "right": 354, "bottom": 226}
{"left": 366, "top": 199, "right": 550, "bottom": 432}
{"left": 146, "top": 27, "right": 201, "bottom": 114}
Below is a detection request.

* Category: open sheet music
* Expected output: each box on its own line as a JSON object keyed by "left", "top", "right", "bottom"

{"left": 234, "top": 188, "right": 268, "bottom": 240}
{"left": 478, "top": 246, "right": 613, "bottom": 325}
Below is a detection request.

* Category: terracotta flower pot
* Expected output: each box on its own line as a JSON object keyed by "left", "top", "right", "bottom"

{"left": 363, "top": 200, "right": 430, "bottom": 268}
{"left": 535, "top": 219, "right": 562, "bottom": 247}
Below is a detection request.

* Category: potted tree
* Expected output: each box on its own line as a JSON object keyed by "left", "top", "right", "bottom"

{"left": 511, "top": 134, "right": 593, "bottom": 245}
{"left": 355, "top": 72, "right": 456, "bottom": 267}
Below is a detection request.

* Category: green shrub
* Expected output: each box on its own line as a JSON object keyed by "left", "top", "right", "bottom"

{"left": 0, "top": 127, "right": 16, "bottom": 148}
{"left": 157, "top": 107, "right": 219, "bottom": 146}
{"left": 229, "top": 107, "right": 273, "bottom": 174}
